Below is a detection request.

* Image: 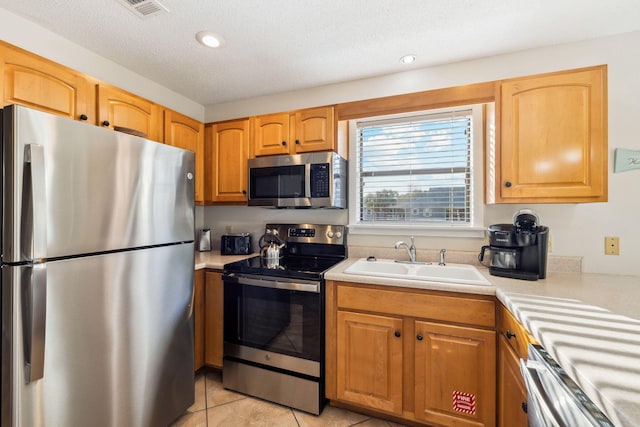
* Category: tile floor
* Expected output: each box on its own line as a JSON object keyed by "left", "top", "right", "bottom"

{"left": 171, "top": 370, "right": 408, "bottom": 427}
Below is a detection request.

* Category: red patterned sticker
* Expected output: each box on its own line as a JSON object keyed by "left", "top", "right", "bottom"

{"left": 452, "top": 391, "right": 476, "bottom": 415}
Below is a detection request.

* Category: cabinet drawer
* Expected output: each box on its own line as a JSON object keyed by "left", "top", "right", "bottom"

{"left": 336, "top": 283, "right": 495, "bottom": 328}
{"left": 497, "top": 305, "right": 537, "bottom": 359}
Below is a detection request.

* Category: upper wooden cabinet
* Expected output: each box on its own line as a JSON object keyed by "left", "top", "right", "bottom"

{"left": 252, "top": 111, "right": 291, "bottom": 156}
{"left": 164, "top": 109, "right": 205, "bottom": 203}
{"left": 205, "top": 119, "right": 250, "bottom": 204}
{"left": 252, "top": 106, "right": 342, "bottom": 157}
{"left": 490, "top": 65, "right": 607, "bottom": 203}
{"left": 0, "top": 42, "right": 95, "bottom": 123}
{"left": 97, "top": 83, "right": 162, "bottom": 142}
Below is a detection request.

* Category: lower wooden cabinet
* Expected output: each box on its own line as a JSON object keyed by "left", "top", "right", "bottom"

{"left": 336, "top": 311, "right": 404, "bottom": 415}
{"left": 498, "top": 335, "right": 528, "bottom": 427}
{"left": 327, "top": 281, "right": 496, "bottom": 427}
{"left": 193, "top": 269, "right": 205, "bottom": 371}
{"left": 414, "top": 321, "right": 496, "bottom": 427}
{"left": 497, "top": 304, "right": 537, "bottom": 426}
{"left": 204, "top": 270, "right": 224, "bottom": 368}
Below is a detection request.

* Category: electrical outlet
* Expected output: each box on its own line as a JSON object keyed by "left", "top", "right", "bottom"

{"left": 605, "top": 236, "right": 620, "bottom": 255}
{"left": 225, "top": 225, "right": 233, "bottom": 234}
{"left": 547, "top": 235, "right": 553, "bottom": 253}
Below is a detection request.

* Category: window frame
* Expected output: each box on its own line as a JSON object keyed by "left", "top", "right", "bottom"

{"left": 347, "top": 104, "right": 487, "bottom": 238}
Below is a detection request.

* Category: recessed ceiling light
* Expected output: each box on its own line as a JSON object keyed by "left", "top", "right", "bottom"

{"left": 400, "top": 54, "right": 417, "bottom": 64}
{"left": 196, "top": 31, "right": 225, "bottom": 48}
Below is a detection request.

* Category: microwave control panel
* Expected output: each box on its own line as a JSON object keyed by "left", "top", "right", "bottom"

{"left": 310, "top": 163, "right": 330, "bottom": 198}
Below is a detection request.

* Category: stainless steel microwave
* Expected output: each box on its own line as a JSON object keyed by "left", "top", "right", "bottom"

{"left": 248, "top": 152, "right": 347, "bottom": 208}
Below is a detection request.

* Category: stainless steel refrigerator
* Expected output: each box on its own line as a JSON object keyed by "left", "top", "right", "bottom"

{"left": 1, "top": 105, "right": 196, "bottom": 426}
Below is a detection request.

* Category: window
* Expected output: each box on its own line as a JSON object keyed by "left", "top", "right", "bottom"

{"left": 348, "top": 104, "right": 486, "bottom": 236}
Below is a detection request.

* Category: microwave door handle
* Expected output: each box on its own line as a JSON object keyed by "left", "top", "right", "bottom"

{"left": 520, "top": 359, "right": 564, "bottom": 427}
{"left": 305, "top": 163, "right": 311, "bottom": 198}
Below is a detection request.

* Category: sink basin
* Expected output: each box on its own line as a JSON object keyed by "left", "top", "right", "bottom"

{"left": 343, "top": 258, "right": 491, "bottom": 286}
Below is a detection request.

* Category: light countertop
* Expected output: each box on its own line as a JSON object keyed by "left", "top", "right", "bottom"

{"left": 326, "top": 257, "right": 640, "bottom": 427}
{"left": 194, "top": 250, "right": 256, "bottom": 270}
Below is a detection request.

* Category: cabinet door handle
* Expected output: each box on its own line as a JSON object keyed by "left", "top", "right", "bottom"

{"left": 505, "top": 330, "right": 516, "bottom": 340}
{"left": 79, "top": 114, "right": 88, "bottom": 121}
{"left": 505, "top": 181, "right": 512, "bottom": 188}
{"left": 281, "top": 140, "right": 287, "bottom": 146}
{"left": 416, "top": 334, "right": 423, "bottom": 341}
{"left": 394, "top": 330, "right": 401, "bottom": 338}
{"left": 295, "top": 139, "right": 300, "bottom": 145}
{"left": 521, "top": 402, "right": 528, "bottom": 413}
{"left": 242, "top": 190, "right": 247, "bottom": 195}
{"left": 102, "top": 120, "right": 110, "bottom": 127}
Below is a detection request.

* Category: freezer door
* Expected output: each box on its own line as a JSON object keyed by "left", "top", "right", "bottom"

{"left": 2, "top": 105, "right": 194, "bottom": 263}
{"left": 1, "top": 244, "right": 195, "bottom": 427}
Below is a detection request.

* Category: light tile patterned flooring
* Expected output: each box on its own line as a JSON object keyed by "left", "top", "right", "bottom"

{"left": 171, "top": 370, "right": 408, "bottom": 427}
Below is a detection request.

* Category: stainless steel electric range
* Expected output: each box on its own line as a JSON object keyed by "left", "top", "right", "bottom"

{"left": 222, "top": 223, "right": 347, "bottom": 415}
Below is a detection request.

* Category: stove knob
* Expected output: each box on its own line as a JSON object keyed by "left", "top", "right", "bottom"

{"left": 327, "top": 231, "right": 334, "bottom": 238}
{"left": 335, "top": 231, "right": 342, "bottom": 239}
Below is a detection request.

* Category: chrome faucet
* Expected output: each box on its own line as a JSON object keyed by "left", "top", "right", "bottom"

{"left": 439, "top": 248, "right": 446, "bottom": 266}
{"left": 394, "top": 236, "right": 417, "bottom": 263}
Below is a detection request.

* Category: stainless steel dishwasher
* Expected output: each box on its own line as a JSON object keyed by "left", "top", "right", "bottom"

{"left": 520, "top": 344, "right": 616, "bottom": 427}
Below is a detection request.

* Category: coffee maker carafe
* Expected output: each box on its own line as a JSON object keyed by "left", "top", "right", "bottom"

{"left": 479, "top": 209, "right": 549, "bottom": 281}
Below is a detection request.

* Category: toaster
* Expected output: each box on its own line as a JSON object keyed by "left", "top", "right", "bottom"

{"left": 221, "top": 233, "right": 252, "bottom": 255}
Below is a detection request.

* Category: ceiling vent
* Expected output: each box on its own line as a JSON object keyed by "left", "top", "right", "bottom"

{"left": 117, "top": 0, "right": 169, "bottom": 18}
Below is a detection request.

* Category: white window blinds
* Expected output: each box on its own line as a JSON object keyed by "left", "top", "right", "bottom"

{"left": 355, "top": 109, "right": 473, "bottom": 225}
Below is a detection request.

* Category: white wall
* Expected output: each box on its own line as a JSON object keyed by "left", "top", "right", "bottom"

{"left": 204, "top": 32, "right": 640, "bottom": 276}
{"left": 0, "top": 8, "right": 204, "bottom": 121}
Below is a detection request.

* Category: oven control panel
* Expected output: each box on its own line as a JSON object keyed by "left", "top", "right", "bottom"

{"left": 289, "top": 228, "right": 316, "bottom": 238}
{"left": 265, "top": 223, "right": 346, "bottom": 245}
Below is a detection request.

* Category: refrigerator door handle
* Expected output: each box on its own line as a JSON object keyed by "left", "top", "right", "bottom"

{"left": 24, "top": 143, "right": 48, "bottom": 262}
{"left": 21, "top": 263, "right": 47, "bottom": 383}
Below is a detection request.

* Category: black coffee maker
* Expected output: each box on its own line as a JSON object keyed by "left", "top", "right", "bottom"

{"left": 478, "top": 209, "right": 549, "bottom": 281}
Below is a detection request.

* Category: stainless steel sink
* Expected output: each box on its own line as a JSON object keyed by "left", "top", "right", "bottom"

{"left": 343, "top": 258, "right": 491, "bottom": 286}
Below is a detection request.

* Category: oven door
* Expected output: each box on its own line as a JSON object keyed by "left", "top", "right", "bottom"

{"left": 223, "top": 273, "right": 323, "bottom": 366}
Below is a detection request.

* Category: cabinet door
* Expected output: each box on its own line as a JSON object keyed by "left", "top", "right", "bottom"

{"left": 414, "top": 321, "right": 496, "bottom": 427}
{"left": 97, "top": 83, "right": 161, "bottom": 142}
{"left": 252, "top": 112, "right": 291, "bottom": 156}
{"left": 204, "top": 271, "right": 224, "bottom": 368}
{"left": 498, "top": 335, "right": 528, "bottom": 427}
{"left": 336, "top": 310, "right": 403, "bottom": 415}
{"left": 193, "top": 269, "right": 205, "bottom": 371}
{"left": 205, "top": 119, "right": 250, "bottom": 203}
{"left": 0, "top": 43, "right": 94, "bottom": 123}
{"left": 496, "top": 66, "right": 607, "bottom": 202}
{"left": 164, "top": 110, "right": 205, "bottom": 203}
{"left": 293, "top": 106, "right": 335, "bottom": 153}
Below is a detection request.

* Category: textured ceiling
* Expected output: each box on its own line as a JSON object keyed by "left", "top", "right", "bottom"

{"left": 1, "top": 0, "right": 639, "bottom": 106}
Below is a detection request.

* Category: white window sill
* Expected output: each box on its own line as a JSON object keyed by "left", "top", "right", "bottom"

{"left": 348, "top": 223, "right": 486, "bottom": 238}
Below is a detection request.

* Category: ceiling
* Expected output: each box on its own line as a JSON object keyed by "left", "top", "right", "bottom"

{"left": 1, "top": 0, "right": 639, "bottom": 106}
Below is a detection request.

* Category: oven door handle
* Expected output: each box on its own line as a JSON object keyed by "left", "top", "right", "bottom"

{"left": 229, "top": 274, "right": 320, "bottom": 293}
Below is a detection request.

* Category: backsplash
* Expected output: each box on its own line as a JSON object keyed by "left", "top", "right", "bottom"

{"left": 347, "top": 245, "right": 582, "bottom": 273}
